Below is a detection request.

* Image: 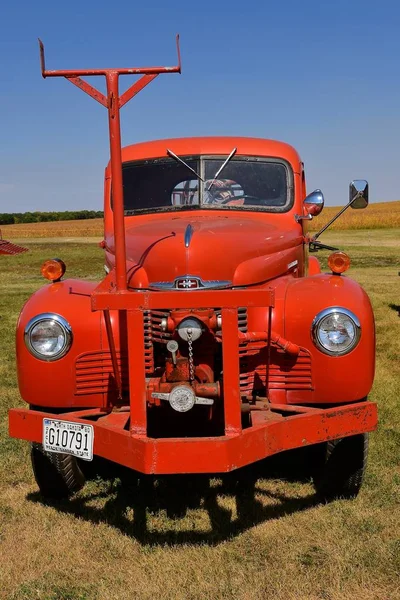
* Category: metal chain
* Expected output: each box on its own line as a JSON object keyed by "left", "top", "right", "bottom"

{"left": 187, "top": 328, "right": 195, "bottom": 382}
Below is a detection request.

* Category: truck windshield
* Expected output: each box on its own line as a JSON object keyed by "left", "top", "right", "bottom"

{"left": 120, "top": 156, "right": 291, "bottom": 214}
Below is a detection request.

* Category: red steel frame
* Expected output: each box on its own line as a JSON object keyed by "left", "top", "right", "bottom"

{"left": 39, "top": 36, "right": 181, "bottom": 292}
{"left": 7, "top": 40, "right": 378, "bottom": 475}
{"left": 92, "top": 283, "right": 275, "bottom": 437}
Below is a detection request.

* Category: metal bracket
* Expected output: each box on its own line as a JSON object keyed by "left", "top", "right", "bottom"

{"left": 151, "top": 392, "right": 214, "bottom": 406}
{"left": 295, "top": 213, "right": 313, "bottom": 223}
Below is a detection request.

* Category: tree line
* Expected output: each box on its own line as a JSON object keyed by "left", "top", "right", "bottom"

{"left": 0, "top": 210, "right": 104, "bottom": 225}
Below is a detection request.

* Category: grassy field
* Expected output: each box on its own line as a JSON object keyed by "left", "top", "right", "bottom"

{"left": 0, "top": 230, "right": 399, "bottom": 600}
{"left": 1, "top": 200, "right": 400, "bottom": 239}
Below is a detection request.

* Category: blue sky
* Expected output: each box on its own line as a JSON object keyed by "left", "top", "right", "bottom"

{"left": 1, "top": 0, "right": 399, "bottom": 212}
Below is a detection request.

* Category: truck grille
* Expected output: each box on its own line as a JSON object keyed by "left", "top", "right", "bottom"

{"left": 75, "top": 308, "right": 271, "bottom": 396}
{"left": 75, "top": 309, "right": 176, "bottom": 394}
{"left": 75, "top": 351, "right": 129, "bottom": 395}
{"left": 148, "top": 310, "right": 172, "bottom": 344}
{"left": 239, "top": 347, "right": 313, "bottom": 396}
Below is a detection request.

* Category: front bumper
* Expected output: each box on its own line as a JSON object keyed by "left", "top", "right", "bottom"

{"left": 9, "top": 401, "right": 377, "bottom": 474}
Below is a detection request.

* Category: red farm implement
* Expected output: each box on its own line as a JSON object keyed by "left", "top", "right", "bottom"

{"left": 0, "top": 230, "right": 28, "bottom": 256}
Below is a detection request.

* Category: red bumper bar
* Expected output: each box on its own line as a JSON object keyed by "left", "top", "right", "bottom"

{"left": 9, "top": 401, "right": 377, "bottom": 474}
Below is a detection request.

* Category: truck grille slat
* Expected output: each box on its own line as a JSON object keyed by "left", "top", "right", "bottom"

{"left": 75, "top": 351, "right": 143, "bottom": 395}
{"left": 239, "top": 347, "right": 313, "bottom": 395}
{"left": 149, "top": 309, "right": 172, "bottom": 346}
{"left": 238, "top": 307, "right": 248, "bottom": 333}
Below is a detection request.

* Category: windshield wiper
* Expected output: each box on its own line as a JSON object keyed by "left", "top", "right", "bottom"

{"left": 166, "top": 149, "right": 204, "bottom": 182}
{"left": 207, "top": 147, "right": 237, "bottom": 191}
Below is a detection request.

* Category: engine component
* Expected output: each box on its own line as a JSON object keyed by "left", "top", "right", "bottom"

{"left": 177, "top": 317, "right": 204, "bottom": 341}
{"left": 152, "top": 386, "right": 214, "bottom": 412}
{"left": 166, "top": 340, "right": 179, "bottom": 365}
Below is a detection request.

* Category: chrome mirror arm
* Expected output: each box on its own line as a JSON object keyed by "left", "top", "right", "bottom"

{"left": 313, "top": 192, "right": 361, "bottom": 240}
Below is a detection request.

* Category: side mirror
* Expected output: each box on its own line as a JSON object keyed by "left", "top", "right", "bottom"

{"left": 304, "top": 189, "right": 324, "bottom": 217}
{"left": 350, "top": 180, "right": 368, "bottom": 209}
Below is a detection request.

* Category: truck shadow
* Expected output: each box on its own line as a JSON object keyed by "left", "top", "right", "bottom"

{"left": 389, "top": 303, "right": 400, "bottom": 316}
{"left": 27, "top": 450, "right": 320, "bottom": 546}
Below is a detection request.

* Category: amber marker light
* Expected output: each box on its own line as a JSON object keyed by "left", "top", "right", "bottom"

{"left": 328, "top": 251, "right": 351, "bottom": 275}
{"left": 41, "top": 258, "right": 66, "bottom": 282}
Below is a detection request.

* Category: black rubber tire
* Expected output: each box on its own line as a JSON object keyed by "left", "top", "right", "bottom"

{"left": 31, "top": 443, "right": 86, "bottom": 500}
{"left": 313, "top": 433, "right": 369, "bottom": 501}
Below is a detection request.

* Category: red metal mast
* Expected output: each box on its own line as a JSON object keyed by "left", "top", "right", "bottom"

{"left": 38, "top": 37, "right": 181, "bottom": 291}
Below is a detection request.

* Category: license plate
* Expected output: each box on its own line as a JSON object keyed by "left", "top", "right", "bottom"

{"left": 43, "top": 419, "right": 94, "bottom": 461}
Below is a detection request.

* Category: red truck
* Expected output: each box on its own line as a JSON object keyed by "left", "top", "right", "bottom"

{"left": 9, "top": 39, "right": 377, "bottom": 501}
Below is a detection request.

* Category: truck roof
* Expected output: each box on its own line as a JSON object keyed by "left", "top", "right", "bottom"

{"left": 119, "top": 137, "right": 302, "bottom": 170}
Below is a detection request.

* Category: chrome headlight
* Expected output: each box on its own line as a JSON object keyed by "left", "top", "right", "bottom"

{"left": 24, "top": 313, "right": 72, "bottom": 361}
{"left": 311, "top": 307, "right": 361, "bottom": 356}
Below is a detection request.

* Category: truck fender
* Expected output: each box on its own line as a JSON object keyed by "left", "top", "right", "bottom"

{"left": 308, "top": 255, "right": 321, "bottom": 275}
{"left": 283, "top": 273, "right": 375, "bottom": 404}
{"left": 16, "top": 279, "right": 120, "bottom": 409}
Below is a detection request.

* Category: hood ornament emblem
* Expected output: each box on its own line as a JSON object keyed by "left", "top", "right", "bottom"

{"left": 176, "top": 277, "right": 200, "bottom": 289}
{"left": 149, "top": 275, "right": 232, "bottom": 291}
{"left": 184, "top": 224, "right": 194, "bottom": 248}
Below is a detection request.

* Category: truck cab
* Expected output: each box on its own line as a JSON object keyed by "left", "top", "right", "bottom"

{"left": 104, "top": 137, "right": 306, "bottom": 285}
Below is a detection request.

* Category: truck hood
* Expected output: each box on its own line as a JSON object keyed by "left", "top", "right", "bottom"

{"left": 106, "top": 215, "right": 303, "bottom": 288}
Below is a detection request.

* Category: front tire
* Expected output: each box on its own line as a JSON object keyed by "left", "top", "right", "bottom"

{"left": 31, "top": 443, "right": 85, "bottom": 500}
{"left": 312, "top": 433, "right": 369, "bottom": 501}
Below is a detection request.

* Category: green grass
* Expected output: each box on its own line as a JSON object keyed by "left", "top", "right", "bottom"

{"left": 0, "top": 231, "right": 399, "bottom": 600}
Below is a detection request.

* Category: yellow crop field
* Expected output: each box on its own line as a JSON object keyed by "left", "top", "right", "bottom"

{"left": 0, "top": 218, "right": 104, "bottom": 239}
{"left": 310, "top": 200, "right": 400, "bottom": 231}
{"left": 0, "top": 201, "right": 399, "bottom": 239}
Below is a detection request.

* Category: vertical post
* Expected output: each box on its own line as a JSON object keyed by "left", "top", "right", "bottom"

{"left": 106, "top": 72, "right": 128, "bottom": 291}
{"left": 265, "top": 306, "right": 273, "bottom": 396}
{"left": 103, "top": 310, "right": 122, "bottom": 401}
{"left": 221, "top": 308, "right": 242, "bottom": 436}
{"left": 127, "top": 310, "right": 147, "bottom": 436}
